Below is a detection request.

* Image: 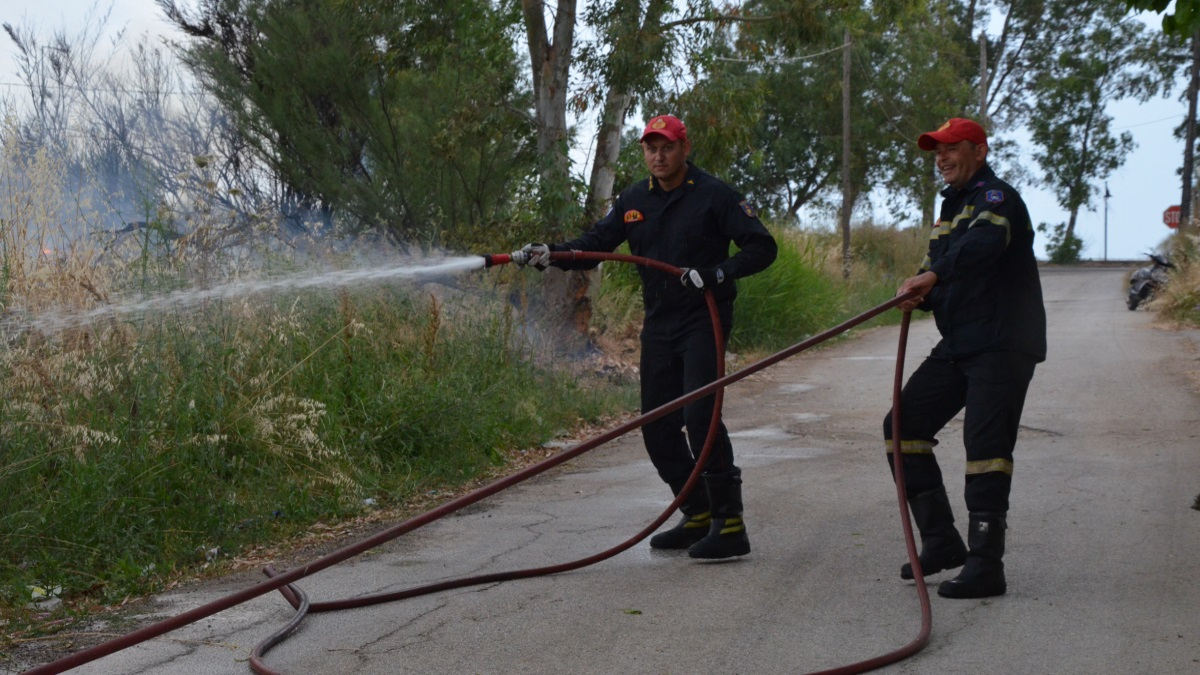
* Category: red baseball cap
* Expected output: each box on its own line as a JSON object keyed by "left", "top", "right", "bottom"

{"left": 640, "top": 115, "right": 688, "bottom": 143}
{"left": 917, "top": 118, "right": 987, "bottom": 151}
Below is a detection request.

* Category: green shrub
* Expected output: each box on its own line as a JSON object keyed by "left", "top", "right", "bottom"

{"left": 733, "top": 229, "right": 844, "bottom": 351}
{"left": 733, "top": 222, "right": 923, "bottom": 353}
{"left": 1038, "top": 222, "right": 1084, "bottom": 264}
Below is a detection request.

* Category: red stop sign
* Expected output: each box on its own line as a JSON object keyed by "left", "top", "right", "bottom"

{"left": 1164, "top": 205, "right": 1181, "bottom": 228}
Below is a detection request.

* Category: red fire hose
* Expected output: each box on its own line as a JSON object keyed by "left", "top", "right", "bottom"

{"left": 23, "top": 251, "right": 926, "bottom": 675}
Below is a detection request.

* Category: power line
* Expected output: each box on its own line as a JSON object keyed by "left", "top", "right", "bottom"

{"left": 1115, "top": 113, "right": 1184, "bottom": 130}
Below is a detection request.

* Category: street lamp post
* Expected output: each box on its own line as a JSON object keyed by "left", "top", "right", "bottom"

{"left": 1104, "top": 183, "right": 1110, "bottom": 261}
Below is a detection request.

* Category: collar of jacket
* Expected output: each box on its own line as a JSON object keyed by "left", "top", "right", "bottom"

{"left": 939, "top": 164, "right": 996, "bottom": 199}
{"left": 648, "top": 161, "right": 700, "bottom": 193}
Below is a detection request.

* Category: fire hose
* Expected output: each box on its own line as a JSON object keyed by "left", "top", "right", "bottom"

{"left": 24, "top": 251, "right": 926, "bottom": 675}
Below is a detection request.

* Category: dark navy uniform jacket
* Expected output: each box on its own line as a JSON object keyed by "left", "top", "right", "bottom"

{"left": 919, "top": 165, "right": 1046, "bottom": 361}
{"left": 553, "top": 162, "right": 777, "bottom": 321}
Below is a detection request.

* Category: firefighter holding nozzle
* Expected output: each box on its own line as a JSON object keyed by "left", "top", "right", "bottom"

{"left": 517, "top": 114, "right": 776, "bottom": 559}
{"left": 887, "top": 118, "right": 1046, "bottom": 598}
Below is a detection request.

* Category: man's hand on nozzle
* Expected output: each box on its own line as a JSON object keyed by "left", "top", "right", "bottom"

{"left": 518, "top": 243, "right": 552, "bottom": 271}
{"left": 897, "top": 271, "right": 937, "bottom": 311}
{"left": 680, "top": 267, "right": 724, "bottom": 291}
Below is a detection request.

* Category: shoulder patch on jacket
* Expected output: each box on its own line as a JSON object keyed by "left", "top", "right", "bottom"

{"left": 984, "top": 189, "right": 1005, "bottom": 204}
{"left": 624, "top": 209, "right": 645, "bottom": 223}
{"left": 739, "top": 200, "right": 757, "bottom": 218}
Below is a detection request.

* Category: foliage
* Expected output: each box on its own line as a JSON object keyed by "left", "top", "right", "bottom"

{"left": 1, "top": 12, "right": 242, "bottom": 243}
{"left": 1157, "top": 231, "right": 1200, "bottom": 324}
{"left": 1037, "top": 222, "right": 1085, "bottom": 264}
{"left": 0, "top": 278, "right": 634, "bottom": 617}
{"left": 1025, "top": 1, "right": 1177, "bottom": 244}
{"left": 733, "top": 227, "right": 845, "bottom": 351}
{"left": 1125, "top": 0, "right": 1200, "bottom": 35}
{"left": 158, "top": 0, "right": 535, "bottom": 243}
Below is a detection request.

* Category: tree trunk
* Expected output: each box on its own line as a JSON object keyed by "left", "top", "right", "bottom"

{"left": 521, "top": 0, "right": 577, "bottom": 226}
{"left": 586, "top": 88, "right": 634, "bottom": 219}
{"left": 840, "top": 28, "right": 853, "bottom": 280}
{"left": 1181, "top": 25, "right": 1200, "bottom": 232}
{"left": 520, "top": 1, "right": 593, "bottom": 353}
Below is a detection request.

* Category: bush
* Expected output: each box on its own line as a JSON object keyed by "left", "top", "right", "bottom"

{"left": 1038, "top": 222, "right": 1084, "bottom": 264}
{"left": 1158, "top": 232, "right": 1200, "bottom": 325}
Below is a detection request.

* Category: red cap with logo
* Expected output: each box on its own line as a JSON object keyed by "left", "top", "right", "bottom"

{"left": 917, "top": 118, "right": 987, "bottom": 151}
{"left": 640, "top": 115, "right": 688, "bottom": 143}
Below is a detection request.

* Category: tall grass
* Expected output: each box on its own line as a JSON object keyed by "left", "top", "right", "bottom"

{"left": 0, "top": 147, "right": 635, "bottom": 627}
{"left": 0, "top": 284, "right": 634, "bottom": 612}
{"left": 1158, "top": 231, "right": 1200, "bottom": 326}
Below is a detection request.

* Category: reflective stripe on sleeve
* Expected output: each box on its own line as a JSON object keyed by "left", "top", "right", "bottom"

{"left": 970, "top": 210, "right": 1013, "bottom": 246}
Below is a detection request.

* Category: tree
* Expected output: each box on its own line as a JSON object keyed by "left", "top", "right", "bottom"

{"left": 521, "top": 0, "right": 835, "bottom": 345}
{"left": 1026, "top": 1, "right": 1174, "bottom": 259}
{"left": 1125, "top": 0, "right": 1200, "bottom": 36}
{"left": 158, "top": 0, "right": 534, "bottom": 243}
{"left": 520, "top": 0, "right": 584, "bottom": 233}
{"left": 669, "top": 0, "right": 967, "bottom": 236}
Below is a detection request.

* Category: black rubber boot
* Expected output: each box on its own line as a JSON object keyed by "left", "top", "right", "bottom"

{"left": 688, "top": 469, "right": 751, "bottom": 559}
{"left": 900, "top": 487, "right": 968, "bottom": 580}
{"left": 649, "top": 478, "right": 711, "bottom": 550}
{"left": 938, "top": 512, "right": 1007, "bottom": 599}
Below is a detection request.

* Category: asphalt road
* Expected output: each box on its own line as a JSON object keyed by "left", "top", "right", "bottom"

{"left": 17, "top": 266, "right": 1200, "bottom": 675}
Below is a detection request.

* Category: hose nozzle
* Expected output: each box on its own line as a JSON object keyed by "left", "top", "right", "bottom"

{"left": 482, "top": 251, "right": 528, "bottom": 268}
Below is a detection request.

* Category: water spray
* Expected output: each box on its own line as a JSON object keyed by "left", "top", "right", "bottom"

{"left": 8, "top": 255, "right": 489, "bottom": 336}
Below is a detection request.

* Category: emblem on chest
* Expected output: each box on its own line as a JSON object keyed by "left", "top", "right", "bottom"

{"left": 624, "top": 210, "right": 645, "bottom": 223}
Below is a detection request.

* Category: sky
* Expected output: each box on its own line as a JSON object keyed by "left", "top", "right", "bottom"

{"left": 0, "top": 0, "right": 1189, "bottom": 262}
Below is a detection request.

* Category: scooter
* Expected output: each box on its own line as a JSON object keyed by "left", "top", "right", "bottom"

{"left": 1126, "top": 253, "right": 1175, "bottom": 310}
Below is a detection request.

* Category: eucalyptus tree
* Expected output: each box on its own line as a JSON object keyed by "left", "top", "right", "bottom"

{"left": 1022, "top": 1, "right": 1174, "bottom": 258}
{"left": 855, "top": 1, "right": 977, "bottom": 227}
{"left": 1125, "top": 0, "right": 1200, "bottom": 35}
{"left": 663, "top": 0, "right": 969, "bottom": 233}
{"left": 521, "top": 0, "right": 847, "bottom": 344}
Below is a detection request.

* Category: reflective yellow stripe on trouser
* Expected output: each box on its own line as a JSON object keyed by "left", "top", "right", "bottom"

{"left": 885, "top": 440, "right": 936, "bottom": 455}
{"left": 965, "top": 458, "right": 1014, "bottom": 476}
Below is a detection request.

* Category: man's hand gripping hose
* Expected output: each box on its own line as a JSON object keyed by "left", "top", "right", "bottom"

{"left": 23, "top": 251, "right": 923, "bottom": 675}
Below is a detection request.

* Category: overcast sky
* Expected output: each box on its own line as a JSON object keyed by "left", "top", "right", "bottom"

{"left": 1, "top": 0, "right": 1189, "bottom": 261}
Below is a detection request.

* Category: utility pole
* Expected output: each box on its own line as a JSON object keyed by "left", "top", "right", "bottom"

{"left": 1181, "top": 26, "right": 1200, "bottom": 233}
{"left": 840, "top": 27, "right": 852, "bottom": 280}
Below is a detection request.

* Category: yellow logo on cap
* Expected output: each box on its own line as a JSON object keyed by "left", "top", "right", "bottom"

{"left": 937, "top": 121, "right": 952, "bottom": 131}
{"left": 651, "top": 118, "right": 667, "bottom": 130}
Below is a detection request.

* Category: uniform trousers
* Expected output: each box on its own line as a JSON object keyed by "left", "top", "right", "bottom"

{"left": 884, "top": 351, "right": 1038, "bottom": 514}
{"left": 639, "top": 302, "right": 735, "bottom": 491}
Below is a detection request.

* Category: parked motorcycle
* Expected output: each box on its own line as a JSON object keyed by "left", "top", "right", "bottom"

{"left": 1126, "top": 253, "right": 1175, "bottom": 310}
